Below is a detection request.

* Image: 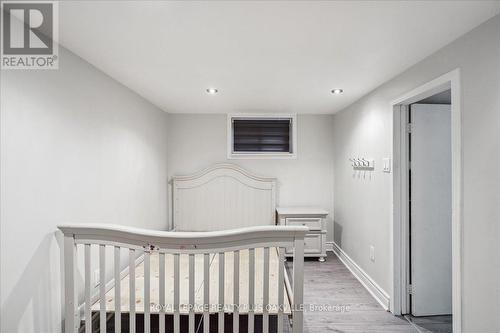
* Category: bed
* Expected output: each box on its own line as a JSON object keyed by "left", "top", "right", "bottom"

{"left": 59, "top": 164, "right": 306, "bottom": 333}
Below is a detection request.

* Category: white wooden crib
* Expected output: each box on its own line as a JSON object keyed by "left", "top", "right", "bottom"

{"left": 59, "top": 164, "right": 307, "bottom": 333}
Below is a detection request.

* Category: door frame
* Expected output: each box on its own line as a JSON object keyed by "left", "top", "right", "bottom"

{"left": 390, "top": 69, "right": 462, "bottom": 332}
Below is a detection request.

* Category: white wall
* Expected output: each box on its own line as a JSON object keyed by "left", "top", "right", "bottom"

{"left": 0, "top": 47, "right": 169, "bottom": 332}
{"left": 332, "top": 14, "right": 500, "bottom": 332}
{"left": 167, "top": 114, "right": 335, "bottom": 241}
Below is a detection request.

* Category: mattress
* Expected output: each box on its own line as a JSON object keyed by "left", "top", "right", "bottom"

{"left": 91, "top": 247, "right": 291, "bottom": 315}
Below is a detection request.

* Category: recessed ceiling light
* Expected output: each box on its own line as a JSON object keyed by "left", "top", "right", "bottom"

{"left": 331, "top": 88, "right": 344, "bottom": 95}
{"left": 206, "top": 88, "right": 218, "bottom": 94}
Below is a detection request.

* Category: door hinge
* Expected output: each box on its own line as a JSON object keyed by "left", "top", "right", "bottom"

{"left": 407, "top": 284, "right": 413, "bottom": 294}
{"left": 406, "top": 123, "right": 413, "bottom": 133}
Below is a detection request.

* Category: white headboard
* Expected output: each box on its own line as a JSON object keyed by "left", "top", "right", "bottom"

{"left": 172, "top": 164, "right": 277, "bottom": 231}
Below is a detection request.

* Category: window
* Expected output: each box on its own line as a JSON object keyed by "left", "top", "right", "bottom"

{"left": 227, "top": 114, "right": 297, "bottom": 159}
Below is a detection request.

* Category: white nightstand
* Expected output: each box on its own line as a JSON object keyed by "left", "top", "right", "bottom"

{"left": 276, "top": 207, "right": 328, "bottom": 262}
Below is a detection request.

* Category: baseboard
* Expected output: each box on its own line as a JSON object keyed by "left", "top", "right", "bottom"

{"left": 325, "top": 241, "right": 334, "bottom": 252}
{"left": 331, "top": 242, "right": 390, "bottom": 311}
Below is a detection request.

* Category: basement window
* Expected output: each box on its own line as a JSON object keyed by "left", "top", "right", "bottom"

{"left": 227, "top": 114, "right": 297, "bottom": 159}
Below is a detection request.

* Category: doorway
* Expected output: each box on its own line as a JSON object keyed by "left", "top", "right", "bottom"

{"left": 391, "top": 70, "right": 462, "bottom": 333}
{"left": 406, "top": 94, "right": 453, "bottom": 332}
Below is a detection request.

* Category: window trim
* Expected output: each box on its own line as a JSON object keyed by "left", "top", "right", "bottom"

{"left": 227, "top": 114, "right": 297, "bottom": 159}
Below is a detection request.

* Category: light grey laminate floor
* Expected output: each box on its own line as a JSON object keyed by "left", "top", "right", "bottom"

{"left": 285, "top": 253, "right": 452, "bottom": 333}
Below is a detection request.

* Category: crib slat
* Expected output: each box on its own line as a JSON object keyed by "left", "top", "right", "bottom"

{"left": 263, "top": 247, "right": 270, "bottom": 333}
{"left": 292, "top": 237, "right": 305, "bottom": 333}
{"left": 84, "top": 244, "right": 91, "bottom": 333}
{"left": 277, "top": 247, "right": 285, "bottom": 333}
{"left": 174, "top": 253, "right": 180, "bottom": 333}
{"left": 248, "top": 248, "right": 255, "bottom": 333}
{"left": 159, "top": 253, "right": 166, "bottom": 332}
{"left": 189, "top": 254, "right": 195, "bottom": 333}
{"left": 129, "top": 249, "right": 136, "bottom": 333}
{"left": 114, "top": 246, "right": 121, "bottom": 332}
{"left": 203, "top": 253, "right": 210, "bottom": 333}
{"left": 144, "top": 251, "right": 151, "bottom": 333}
{"left": 99, "top": 245, "right": 106, "bottom": 332}
{"left": 233, "top": 250, "right": 240, "bottom": 333}
{"left": 218, "top": 252, "right": 225, "bottom": 333}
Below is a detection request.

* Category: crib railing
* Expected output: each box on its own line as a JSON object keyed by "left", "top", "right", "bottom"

{"left": 59, "top": 224, "right": 307, "bottom": 333}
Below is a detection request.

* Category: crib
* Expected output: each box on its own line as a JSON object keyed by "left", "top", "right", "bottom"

{"left": 60, "top": 164, "right": 307, "bottom": 332}
{"left": 60, "top": 224, "right": 306, "bottom": 332}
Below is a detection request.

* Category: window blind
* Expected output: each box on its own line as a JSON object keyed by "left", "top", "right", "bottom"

{"left": 233, "top": 119, "right": 291, "bottom": 153}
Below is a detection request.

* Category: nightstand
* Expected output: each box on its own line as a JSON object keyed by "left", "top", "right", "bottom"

{"left": 276, "top": 207, "right": 328, "bottom": 262}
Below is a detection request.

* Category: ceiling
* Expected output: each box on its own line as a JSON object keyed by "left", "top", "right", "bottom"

{"left": 416, "top": 89, "right": 452, "bottom": 105}
{"left": 59, "top": 1, "right": 500, "bottom": 114}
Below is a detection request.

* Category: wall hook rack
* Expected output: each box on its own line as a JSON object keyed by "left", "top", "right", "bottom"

{"left": 349, "top": 157, "right": 375, "bottom": 170}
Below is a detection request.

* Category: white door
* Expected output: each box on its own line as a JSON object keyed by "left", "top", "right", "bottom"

{"left": 410, "top": 104, "right": 452, "bottom": 316}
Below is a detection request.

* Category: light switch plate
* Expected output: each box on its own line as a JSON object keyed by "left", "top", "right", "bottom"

{"left": 383, "top": 158, "right": 391, "bottom": 173}
{"left": 370, "top": 246, "right": 375, "bottom": 262}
